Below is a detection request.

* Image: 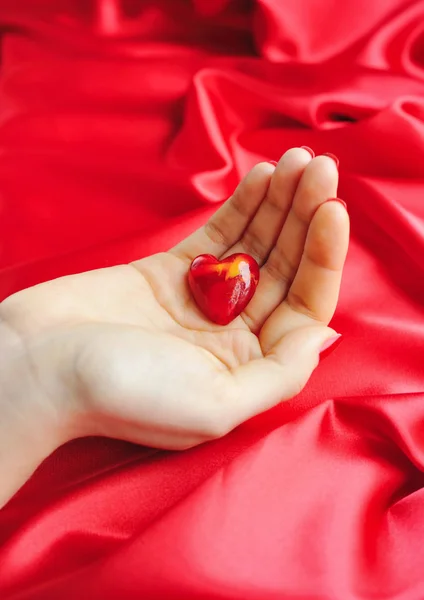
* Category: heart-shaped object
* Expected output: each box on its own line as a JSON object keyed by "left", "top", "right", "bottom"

{"left": 188, "top": 253, "right": 260, "bottom": 325}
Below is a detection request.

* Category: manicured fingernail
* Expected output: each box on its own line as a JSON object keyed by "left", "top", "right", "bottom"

{"left": 322, "top": 152, "right": 339, "bottom": 168}
{"left": 268, "top": 160, "right": 278, "bottom": 166}
{"left": 301, "top": 146, "right": 315, "bottom": 158}
{"left": 319, "top": 334, "right": 342, "bottom": 360}
{"left": 325, "top": 197, "right": 347, "bottom": 210}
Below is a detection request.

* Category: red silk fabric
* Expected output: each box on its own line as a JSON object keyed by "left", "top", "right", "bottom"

{"left": 1, "top": 1, "right": 424, "bottom": 598}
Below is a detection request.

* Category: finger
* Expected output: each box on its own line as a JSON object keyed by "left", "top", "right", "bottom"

{"left": 242, "top": 155, "right": 339, "bottom": 332}
{"left": 221, "top": 147, "right": 313, "bottom": 265}
{"left": 260, "top": 198, "right": 349, "bottom": 352}
{"left": 224, "top": 325, "right": 340, "bottom": 426}
{"left": 171, "top": 162, "right": 274, "bottom": 263}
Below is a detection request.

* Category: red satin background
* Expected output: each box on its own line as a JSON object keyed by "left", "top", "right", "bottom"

{"left": 1, "top": 0, "right": 424, "bottom": 598}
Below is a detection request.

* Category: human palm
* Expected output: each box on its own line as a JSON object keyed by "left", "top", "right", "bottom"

{"left": 1, "top": 148, "right": 349, "bottom": 450}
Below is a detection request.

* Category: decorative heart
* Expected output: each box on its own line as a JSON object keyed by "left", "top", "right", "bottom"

{"left": 188, "top": 253, "right": 260, "bottom": 325}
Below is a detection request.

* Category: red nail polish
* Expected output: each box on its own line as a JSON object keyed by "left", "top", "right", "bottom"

{"left": 324, "top": 197, "right": 347, "bottom": 210}
{"left": 268, "top": 160, "right": 278, "bottom": 166}
{"left": 322, "top": 152, "right": 339, "bottom": 168}
{"left": 319, "top": 334, "right": 342, "bottom": 360}
{"left": 301, "top": 146, "right": 315, "bottom": 158}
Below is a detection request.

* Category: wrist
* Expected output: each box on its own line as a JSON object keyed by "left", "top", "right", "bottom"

{"left": 0, "top": 312, "right": 75, "bottom": 508}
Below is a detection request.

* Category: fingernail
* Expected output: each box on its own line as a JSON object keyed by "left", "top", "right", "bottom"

{"left": 324, "top": 197, "right": 347, "bottom": 210}
{"left": 268, "top": 160, "right": 278, "bottom": 166}
{"left": 319, "top": 334, "right": 343, "bottom": 360}
{"left": 301, "top": 146, "right": 315, "bottom": 158}
{"left": 322, "top": 152, "right": 339, "bottom": 168}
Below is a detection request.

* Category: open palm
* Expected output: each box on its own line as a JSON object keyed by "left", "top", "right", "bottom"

{"left": 1, "top": 148, "right": 349, "bottom": 451}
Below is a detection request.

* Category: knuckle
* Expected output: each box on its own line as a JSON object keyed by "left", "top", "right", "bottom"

{"left": 287, "top": 290, "right": 319, "bottom": 321}
{"left": 264, "top": 247, "right": 294, "bottom": 285}
{"left": 292, "top": 203, "right": 312, "bottom": 226}
{"left": 229, "top": 191, "right": 252, "bottom": 219}
{"left": 241, "top": 230, "right": 267, "bottom": 260}
{"left": 296, "top": 181, "right": 316, "bottom": 206}
{"left": 264, "top": 261, "right": 289, "bottom": 285}
{"left": 204, "top": 219, "right": 231, "bottom": 246}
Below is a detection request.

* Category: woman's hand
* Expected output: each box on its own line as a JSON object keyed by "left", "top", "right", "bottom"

{"left": 0, "top": 147, "right": 349, "bottom": 507}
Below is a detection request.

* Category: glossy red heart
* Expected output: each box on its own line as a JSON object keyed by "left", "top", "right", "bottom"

{"left": 188, "top": 253, "right": 260, "bottom": 325}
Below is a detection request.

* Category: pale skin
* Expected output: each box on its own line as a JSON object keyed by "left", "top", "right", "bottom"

{"left": 0, "top": 148, "right": 349, "bottom": 509}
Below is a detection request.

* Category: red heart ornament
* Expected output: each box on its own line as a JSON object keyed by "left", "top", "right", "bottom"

{"left": 188, "top": 253, "right": 260, "bottom": 325}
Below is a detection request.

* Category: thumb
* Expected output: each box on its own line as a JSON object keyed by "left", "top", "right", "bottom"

{"left": 228, "top": 326, "right": 342, "bottom": 425}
